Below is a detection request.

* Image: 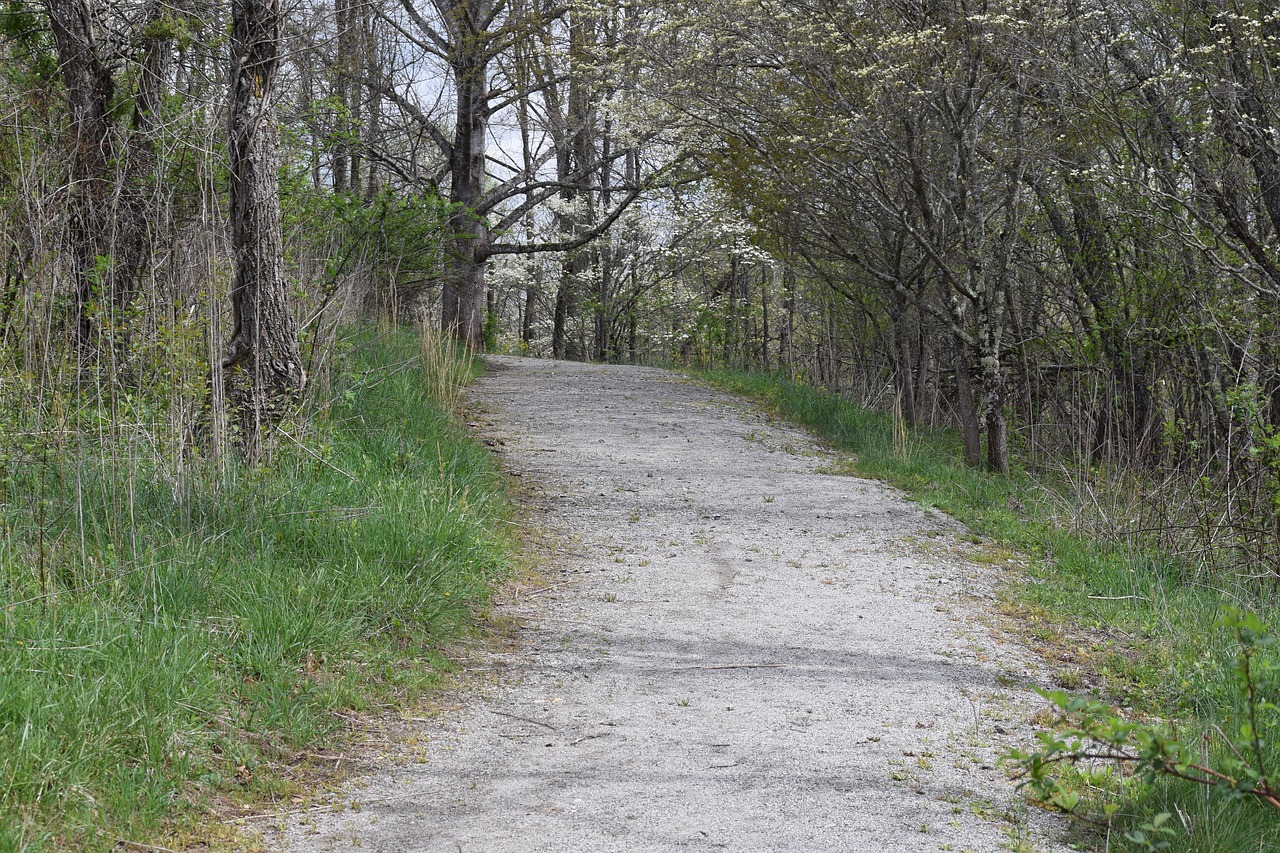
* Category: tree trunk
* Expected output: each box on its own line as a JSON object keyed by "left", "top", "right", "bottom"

{"left": 593, "top": 252, "right": 611, "bottom": 361}
{"left": 113, "top": 5, "right": 169, "bottom": 318}
{"left": 731, "top": 262, "right": 742, "bottom": 367}
{"left": 444, "top": 42, "right": 488, "bottom": 349}
{"left": 225, "top": 0, "right": 305, "bottom": 458}
{"left": 44, "top": 1, "right": 173, "bottom": 354}
{"left": 952, "top": 336, "right": 982, "bottom": 467}
{"left": 628, "top": 304, "right": 638, "bottom": 363}
{"left": 761, "top": 266, "right": 770, "bottom": 371}
{"left": 984, "top": 381, "right": 1010, "bottom": 474}
{"left": 553, "top": 8, "right": 596, "bottom": 361}
{"left": 361, "top": 1, "right": 381, "bottom": 204}
{"left": 553, "top": 277, "right": 581, "bottom": 359}
{"left": 45, "top": 0, "right": 113, "bottom": 349}
{"left": 890, "top": 290, "right": 918, "bottom": 427}
{"left": 977, "top": 322, "right": 1010, "bottom": 474}
{"left": 784, "top": 264, "right": 796, "bottom": 377}
{"left": 913, "top": 322, "right": 933, "bottom": 426}
{"left": 522, "top": 282, "right": 536, "bottom": 346}
{"left": 331, "top": 0, "right": 351, "bottom": 192}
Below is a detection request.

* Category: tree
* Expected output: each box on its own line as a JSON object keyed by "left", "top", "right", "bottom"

{"left": 224, "top": 0, "right": 306, "bottom": 457}
{"left": 372, "top": 0, "right": 670, "bottom": 348}
{"left": 42, "top": 0, "right": 172, "bottom": 352}
{"left": 642, "top": 0, "right": 1061, "bottom": 471}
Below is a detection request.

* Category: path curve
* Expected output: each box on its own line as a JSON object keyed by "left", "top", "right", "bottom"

{"left": 282, "top": 357, "right": 1066, "bottom": 852}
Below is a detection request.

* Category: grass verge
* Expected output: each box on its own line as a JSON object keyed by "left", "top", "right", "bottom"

{"left": 700, "top": 368, "right": 1280, "bottom": 853}
{"left": 0, "top": 326, "right": 509, "bottom": 851}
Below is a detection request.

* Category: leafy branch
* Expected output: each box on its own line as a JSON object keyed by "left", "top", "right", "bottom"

{"left": 1012, "top": 606, "right": 1280, "bottom": 847}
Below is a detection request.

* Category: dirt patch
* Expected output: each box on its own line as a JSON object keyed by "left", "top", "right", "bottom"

{"left": 274, "top": 357, "right": 1070, "bottom": 852}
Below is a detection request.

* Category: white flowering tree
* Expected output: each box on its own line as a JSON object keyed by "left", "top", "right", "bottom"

{"left": 636, "top": 0, "right": 1077, "bottom": 471}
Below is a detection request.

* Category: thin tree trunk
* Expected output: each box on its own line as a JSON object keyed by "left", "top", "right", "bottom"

{"left": 593, "top": 105, "right": 615, "bottom": 362}
{"left": 952, "top": 337, "right": 982, "bottom": 467}
{"left": 977, "top": 306, "right": 1010, "bottom": 473}
{"left": 984, "top": 381, "right": 1010, "bottom": 474}
{"left": 332, "top": 0, "right": 351, "bottom": 192}
{"left": 913, "top": 319, "right": 932, "bottom": 426}
{"left": 784, "top": 263, "right": 796, "bottom": 377}
{"left": 361, "top": 1, "right": 381, "bottom": 204}
{"left": 628, "top": 317, "right": 637, "bottom": 361}
{"left": 891, "top": 290, "right": 918, "bottom": 427}
{"left": 761, "top": 266, "right": 770, "bottom": 371}
{"left": 113, "top": 5, "right": 170, "bottom": 316}
{"left": 522, "top": 282, "right": 536, "bottom": 346}
{"left": 554, "top": 7, "right": 595, "bottom": 361}
{"left": 731, "top": 262, "right": 741, "bottom": 367}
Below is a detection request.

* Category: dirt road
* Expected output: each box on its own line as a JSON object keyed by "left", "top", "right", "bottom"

{"left": 281, "top": 357, "right": 1066, "bottom": 852}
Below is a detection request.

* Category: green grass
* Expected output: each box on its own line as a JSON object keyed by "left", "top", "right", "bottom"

{"left": 0, "top": 326, "right": 509, "bottom": 850}
{"left": 700, "top": 368, "right": 1280, "bottom": 853}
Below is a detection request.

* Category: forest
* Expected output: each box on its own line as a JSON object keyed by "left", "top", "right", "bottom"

{"left": 3, "top": 0, "right": 1280, "bottom": 849}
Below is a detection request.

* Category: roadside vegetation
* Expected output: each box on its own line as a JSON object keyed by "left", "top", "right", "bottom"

{"left": 702, "top": 369, "right": 1280, "bottom": 853}
{"left": 0, "top": 326, "right": 508, "bottom": 851}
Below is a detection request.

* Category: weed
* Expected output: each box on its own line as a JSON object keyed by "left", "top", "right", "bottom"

{"left": 418, "top": 321, "right": 475, "bottom": 409}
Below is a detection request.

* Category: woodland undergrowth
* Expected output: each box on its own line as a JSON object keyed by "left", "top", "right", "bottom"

{"left": 703, "top": 369, "right": 1280, "bottom": 853}
{"left": 0, "top": 325, "right": 507, "bottom": 851}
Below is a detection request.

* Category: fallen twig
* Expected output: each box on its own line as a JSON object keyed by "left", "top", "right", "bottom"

{"left": 659, "top": 663, "right": 787, "bottom": 672}
{"left": 116, "top": 840, "right": 179, "bottom": 853}
{"left": 570, "top": 732, "right": 612, "bottom": 746}
{"left": 493, "top": 580, "right": 577, "bottom": 604}
{"left": 488, "top": 709, "right": 557, "bottom": 730}
{"left": 223, "top": 791, "right": 440, "bottom": 824}
{"left": 1086, "top": 595, "right": 1149, "bottom": 602}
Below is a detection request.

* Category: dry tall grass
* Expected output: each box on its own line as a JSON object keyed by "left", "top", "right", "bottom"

{"left": 420, "top": 320, "right": 475, "bottom": 410}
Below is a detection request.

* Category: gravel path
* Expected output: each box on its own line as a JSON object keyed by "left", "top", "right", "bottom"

{"left": 280, "top": 357, "right": 1068, "bottom": 852}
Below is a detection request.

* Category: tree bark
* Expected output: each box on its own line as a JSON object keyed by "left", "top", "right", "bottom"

{"left": 45, "top": 0, "right": 114, "bottom": 349}
{"left": 361, "top": 1, "right": 382, "bottom": 204}
{"left": 952, "top": 336, "right": 982, "bottom": 468}
{"left": 45, "top": 0, "right": 167, "bottom": 351}
{"left": 890, "top": 289, "right": 918, "bottom": 427}
{"left": 552, "top": 7, "right": 596, "bottom": 361}
{"left": 761, "top": 266, "right": 770, "bottom": 372}
{"left": 982, "top": 364, "right": 1010, "bottom": 474}
{"left": 976, "top": 300, "right": 1010, "bottom": 474}
{"left": 522, "top": 280, "right": 536, "bottom": 346}
{"left": 225, "top": 0, "right": 305, "bottom": 457}
{"left": 113, "top": 4, "right": 170, "bottom": 318}
{"left": 444, "top": 38, "right": 489, "bottom": 349}
{"left": 332, "top": 0, "right": 351, "bottom": 192}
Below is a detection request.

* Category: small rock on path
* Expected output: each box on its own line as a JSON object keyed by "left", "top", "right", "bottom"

{"left": 281, "top": 357, "right": 1068, "bottom": 852}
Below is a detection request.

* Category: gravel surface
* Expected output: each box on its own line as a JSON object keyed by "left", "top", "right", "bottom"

{"left": 278, "top": 356, "right": 1069, "bottom": 852}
